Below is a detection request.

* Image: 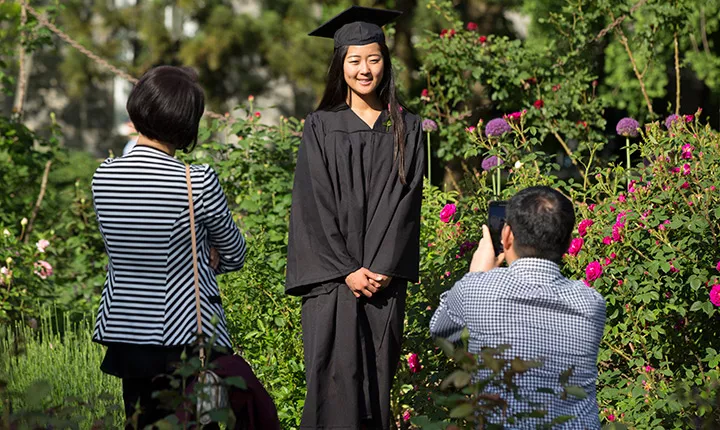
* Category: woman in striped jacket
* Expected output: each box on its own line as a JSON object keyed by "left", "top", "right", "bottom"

{"left": 91, "top": 65, "right": 246, "bottom": 427}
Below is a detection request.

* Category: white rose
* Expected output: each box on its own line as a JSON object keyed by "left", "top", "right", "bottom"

{"left": 514, "top": 160, "right": 524, "bottom": 169}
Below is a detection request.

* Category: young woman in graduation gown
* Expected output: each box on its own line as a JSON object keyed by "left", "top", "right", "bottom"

{"left": 285, "top": 6, "right": 425, "bottom": 430}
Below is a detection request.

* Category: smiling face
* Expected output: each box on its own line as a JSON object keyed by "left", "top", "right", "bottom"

{"left": 343, "top": 43, "right": 385, "bottom": 99}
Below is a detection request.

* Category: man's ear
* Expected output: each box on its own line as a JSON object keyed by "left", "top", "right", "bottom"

{"left": 501, "top": 224, "right": 513, "bottom": 251}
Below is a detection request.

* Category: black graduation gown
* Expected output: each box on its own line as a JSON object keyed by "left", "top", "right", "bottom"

{"left": 286, "top": 105, "right": 425, "bottom": 429}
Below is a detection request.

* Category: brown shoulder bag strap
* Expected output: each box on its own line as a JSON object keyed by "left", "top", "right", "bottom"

{"left": 185, "top": 164, "right": 206, "bottom": 365}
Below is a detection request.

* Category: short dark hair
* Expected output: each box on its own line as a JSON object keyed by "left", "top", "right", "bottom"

{"left": 505, "top": 186, "right": 575, "bottom": 263}
{"left": 126, "top": 66, "right": 204, "bottom": 152}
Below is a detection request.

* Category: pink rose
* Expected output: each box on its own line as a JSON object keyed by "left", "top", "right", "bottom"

{"left": 439, "top": 204, "right": 456, "bottom": 223}
{"left": 585, "top": 261, "right": 603, "bottom": 283}
{"left": 716, "top": 260, "right": 720, "bottom": 272}
{"left": 567, "top": 238, "right": 583, "bottom": 256}
{"left": 682, "top": 163, "right": 691, "bottom": 175}
{"left": 403, "top": 410, "right": 412, "bottom": 422}
{"left": 602, "top": 236, "right": 612, "bottom": 245}
{"left": 33, "top": 260, "right": 53, "bottom": 280}
{"left": 628, "top": 180, "right": 637, "bottom": 193}
{"left": 618, "top": 194, "right": 626, "bottom": 202}
{"left": 588, "top": 203, "right": 596, "bottom": 212}
{"left": 36, "top": 239, "right": 50, "bottom": 253}
{"left": 407, "top": 353, "right": 421, "bottom": 373}
{"left": 608, "top": 414, "right": 616, "bottom": 422}
{"left": 680, "top": 181, "right": 689, "bottom": 189}
{"left": 578, "top": 219, "right": 594, "bottom": 237}
{"left": 612, "top": 222, "right": 623, "bottom": 242}
{"left": 710, "top": 284, "right": 720, "bottom": 307}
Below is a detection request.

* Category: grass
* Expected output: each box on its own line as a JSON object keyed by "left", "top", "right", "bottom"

{"left": 0, "top": 313, "right": 124, "bottom": 428}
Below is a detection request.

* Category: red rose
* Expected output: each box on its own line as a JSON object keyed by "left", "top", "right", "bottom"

{"left": 478, "top": 35, "right": 487, "bottom": 44}
{"left": 533, "top": 99, "right": 544, "bottom": 109}
{"left": 421, "top": 89, "right": 429, "bottom": 97}
{"left": 466, "top": 22, "right": 478, "bottom": 31}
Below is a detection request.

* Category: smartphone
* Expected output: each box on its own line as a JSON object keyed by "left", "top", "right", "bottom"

{"left": 488, "top": 201, "right": 507, "bottom": 256}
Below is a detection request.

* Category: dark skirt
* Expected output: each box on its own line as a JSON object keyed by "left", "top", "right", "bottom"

{"left": 101, "top": 343, "right": 189, "bottom": 379}
{"left": 300, "top": 279, "right": 407, "bottom": 430}
{"left": 101, "top": 343, "right": 226, "bottom": 428}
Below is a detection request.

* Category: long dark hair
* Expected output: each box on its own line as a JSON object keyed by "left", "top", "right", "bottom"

{"left": 317, "top": 43, "right": 407, "bottom": 185}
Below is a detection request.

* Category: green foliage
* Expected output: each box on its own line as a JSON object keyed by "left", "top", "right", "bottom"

{"left": 0, "top": 314, "right": 123, "bottom": 428}
{"left": 416, "top": 0, "right": 607, "bottom": 170}
{"left": 0, "top": 114, "right": 105, "bottom": 322}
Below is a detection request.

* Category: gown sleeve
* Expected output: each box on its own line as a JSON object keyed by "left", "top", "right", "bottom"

{"left": 365, "top": 118, "right": 425, "bottom": 282}
{"left": 285, "top": 113, "right": 362, "bottom": 295}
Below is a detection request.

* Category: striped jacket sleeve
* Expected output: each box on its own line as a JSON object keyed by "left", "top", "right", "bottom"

{"left": 202, "top": 166, "right": 247, "bottom": 274}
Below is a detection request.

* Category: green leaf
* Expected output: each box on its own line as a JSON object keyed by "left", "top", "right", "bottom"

{"left": 564, "top": 386, "right": 588, "bottom": 399}
{"left": 449, "top": 402, "right": 474, "bottom": 418}
{"left": 435, "top": 337, "right": 455, "bottom": 358}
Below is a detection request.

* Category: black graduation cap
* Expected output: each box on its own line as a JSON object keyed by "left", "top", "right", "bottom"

{"left": 309, "top": 6, "right": 402, "bottom": 48}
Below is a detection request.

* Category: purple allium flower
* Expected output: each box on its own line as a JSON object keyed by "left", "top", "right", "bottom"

{"left": 616, "top": 117, "right": 639, "bottom": 137}
{"left": 422, "top": 119, "right": 438, "bottom": 132}
{"left": 665, "top": 114, "right": 680, "bottom": 130}
{"left": 481, "top": 155, "right": 504, "bottom": 171}
{"left": 485, "top": 118, "right": 511, "bottom": 137}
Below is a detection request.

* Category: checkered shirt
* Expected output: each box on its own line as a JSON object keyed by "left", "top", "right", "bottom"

{"left": 430, "top": 258, "right": 606, "bottom": 429}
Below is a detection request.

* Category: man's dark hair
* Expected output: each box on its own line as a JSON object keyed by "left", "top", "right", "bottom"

{"left": 505, "top": 186, "right": 575, "bottom": 263}
{"left": 126, "top": 66, "right": 204, "bottom": 152}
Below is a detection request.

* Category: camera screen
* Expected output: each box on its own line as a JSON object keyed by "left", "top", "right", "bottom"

{"left": 488, "top": 202, "right": 507, "bottom": 256}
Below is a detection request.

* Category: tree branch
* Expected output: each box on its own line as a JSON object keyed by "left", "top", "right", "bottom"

{"left": 614, "top": 27, "right": 654, "bottom": 115}
{"left": 550, "top": 129, "right": 586, "bottom": 180}
{"left": 23, "top": 160, "right": 52, "bottom": 244}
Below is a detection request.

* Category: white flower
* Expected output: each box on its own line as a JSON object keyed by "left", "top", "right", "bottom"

{"left": 21, "top": 217, "right": 28, "bottom": 227}
{"left": 514, "top": 160, "right": 524, "bottom": 169}
{"left": 5, "top": 257, "right": 12, "bottom": 265}
{"left": 2, "top": 229, "right": 10, "bottom": 236}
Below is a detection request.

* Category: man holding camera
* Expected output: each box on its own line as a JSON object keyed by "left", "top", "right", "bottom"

{"left": 429, "top": 186, "right": 606, "bottom": 428}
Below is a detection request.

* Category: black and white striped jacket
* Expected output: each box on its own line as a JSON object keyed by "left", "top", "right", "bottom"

{"left": 91, "top": 145, "right": 246, "bottom": 347}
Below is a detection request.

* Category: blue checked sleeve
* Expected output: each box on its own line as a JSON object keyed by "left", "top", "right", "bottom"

{"left": 429, "top": 278, "right": 468, "bottom": 343}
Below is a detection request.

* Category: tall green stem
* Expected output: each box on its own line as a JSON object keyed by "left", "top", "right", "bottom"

{"left": 626, "top": 136, "right": 631, "bottom": 171}
{"left": 426, "top": 131, "right": 431, "bottom": 181}
{"left": 491, "top": 171, "right": 497, "bottom": 197}
{"left": 496, "top": 167, "right": 501, "bottom": 197}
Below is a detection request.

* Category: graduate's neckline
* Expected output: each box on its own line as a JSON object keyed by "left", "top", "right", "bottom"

{"left": 343, "top": 103, "right": 387, "bottom": 130}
